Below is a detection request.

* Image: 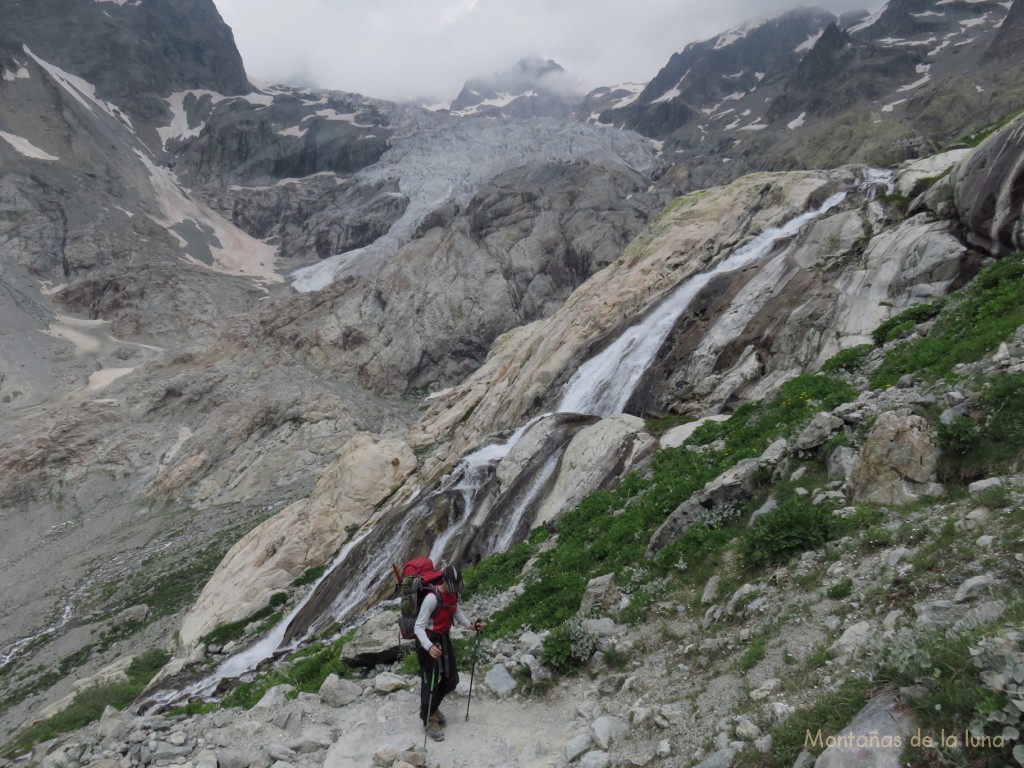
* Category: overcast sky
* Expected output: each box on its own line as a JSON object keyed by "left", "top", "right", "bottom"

{"left": 211, "top": 0, "right": 884, "bottom": 104}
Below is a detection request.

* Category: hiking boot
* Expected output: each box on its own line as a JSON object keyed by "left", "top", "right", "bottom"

{"left": 424, "top": 713, "right": 445, "bottom": 742}
{"left": 434, "top": 709, "right": 447, "bottom": 726}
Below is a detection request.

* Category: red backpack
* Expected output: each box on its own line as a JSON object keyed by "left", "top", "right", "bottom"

{"left": 393, "top": 557, "right": 442, "bottom": 641}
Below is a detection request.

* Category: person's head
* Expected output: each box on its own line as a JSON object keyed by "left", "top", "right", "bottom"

{"left": 441, "top": 564, "right": 463, "bottom": 597}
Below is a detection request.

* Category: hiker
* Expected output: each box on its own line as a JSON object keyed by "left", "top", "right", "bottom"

{"left": 414, "top": 563, "right": 484, "bottom": 741}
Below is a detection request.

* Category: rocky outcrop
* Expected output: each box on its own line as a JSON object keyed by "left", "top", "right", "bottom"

{"left": 952, "top": 112, "right": 1024, "bottom": 255}
{"left": 450, "top": 57, "right": 580, "bottom": 119}
{"left": 179, "top": 434, "right": 416, "bottom": 648}
{"left": 533, "top": 415, "right": 655, "bottom": 527}
{"left": 849, "top": 410, "right": 941, "bottom": 505}
{"left": 257, "top": 159, "right": 658, "bottom": 395}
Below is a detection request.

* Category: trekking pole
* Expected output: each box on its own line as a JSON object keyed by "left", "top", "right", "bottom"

{"left": 424, "top": 661, "right": 438, "bottom": 749}
{"left": 465, "top": 627, "right": 482, "bottom": 721}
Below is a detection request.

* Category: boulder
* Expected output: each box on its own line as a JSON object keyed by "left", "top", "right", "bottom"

{"left": 648, "top": 442, "right": 782, "bottom": 553}
{"left": 591, "top": 716, "right": 626, "bottom": 750}
{"left": 849, "top": 411, "right": 939, "bottom": 505}
{"left": 580, "top": 574, "right": 623, "bottom": 616}
{"left": 914, "top": 600, "right": 970, "bottom": 627}
{"left": 319, "top": 674, "right": 363, "bottom": 708}
{"left": 373, "top": 673, "right": 409, "bottom": 694}
{"left": 954, "top": 574, "right": 997, "bottom": 603}
{"left": 795, "top": 413, "right": 844, "bottom": 450}
{"left": 566, "top": 733, "right": 594, "bottom": 762}
{"left": 813, "top": 692, "right": 914, "bottom": 767}
{"left": 341, "top": 611, "right": 403, "bottom": 667}
{"left": 830, "top": 621, "right": 873, "bottom": 656}
{"left": 484, "top": 665, "right": 517, "bottom": 699}
{"left": 533, "top": 415, "right": 654, "bottom": 527}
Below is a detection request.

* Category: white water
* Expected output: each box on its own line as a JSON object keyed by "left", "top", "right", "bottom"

{"left": 492, "top": 451, "right": 562, "bottom": 553}
{"left": 556, "top": 191, "right": 847, "bottom": 417}
{"left": 155, "top": 529, "right": 374, "bottom": 706}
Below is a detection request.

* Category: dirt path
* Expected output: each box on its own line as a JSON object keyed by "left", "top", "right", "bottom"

{"left": 323, "top": 684, "right": 580, "bottom": 767}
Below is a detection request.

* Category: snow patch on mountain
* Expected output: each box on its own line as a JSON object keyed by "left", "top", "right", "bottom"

{"left": 133, "top": 149, "right": 280, "bottom": 282}
{"left": 0, "top": 131, "right": 58, "bottom": 161}
{"left": 2, "top": 62, "right": 29, "bottom": 81}
{"left": 25, "top": 47, "right": 134, "bottom": 130}
{"left": 796, "top": 29, "right": 825, "bottom": 52}
{"left": 849, "top": 9, "right": 884, "bottom": 33}
{"left": 159, "top": 90, "right": 227, "bottom": 145}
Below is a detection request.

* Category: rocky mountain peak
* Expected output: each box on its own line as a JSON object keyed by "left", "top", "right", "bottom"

{"left": 448, "top": 55, "right": 581, "bottom": 118}
{"left": 1, "top": 0, "right": 250, "bottom": 126}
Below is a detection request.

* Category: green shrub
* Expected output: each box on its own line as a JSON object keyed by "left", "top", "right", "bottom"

{"left": 871, "top": 301, "right": 944, "bottom": 347}
{"left": 201, "top": 592, "right": 289, "bottom": 648}
{"left": 220, "top": 630, "right": 357, "bottom": 709}
{"left": 820, "top": 344, "right": 874, "bottom": 375}
{"left": 738, "top": 635, "right": 768, "bottom": 672}
{"left": 826, "top": 578, "right": 854, "bottom": 600}
{"left": 541, "top": 616, "right": 597, "bottom": 674}
{"left": 292, "top": 564, "right": 327, "bottom": 587}
{"left": 739, "top": 499, "right": 834, "bottom": 568}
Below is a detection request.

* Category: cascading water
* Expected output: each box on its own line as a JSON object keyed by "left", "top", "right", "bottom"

{"left": 159, "top": 185, "right": 862, "bottom": 706}
{"left": 556, "top": 191, "right": 848, "bottom": 417}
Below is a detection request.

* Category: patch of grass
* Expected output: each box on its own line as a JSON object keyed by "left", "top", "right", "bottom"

{"left": 826, "top": 578, "right": 854, "bottom": 600}
{"left": 201, "top": 592, "right": 289, "bottom": 648}
{"left": 859, "top": 526, "right": 894, "bottom": 550}
{"left": 820, "top": 344, "right": 874, "bottom": 375}
{"left": 871, "top": 301, "right": 945, "bottom": 347}
{"left": 464, "top": 536, "right": 539, "bottom": 599}
{"left": 953, "top": 111, "right": 1024, "bottom": 148}
{"left": 2, "top": 649, "right": 170, "bottom": 757}
{"left": 643, "top": 413, "right": 695, "bottom": 437}
{"left": 739, "top": 498, "right": 834, "bottom": 568}
{"left": 937, "top": 373, "right": 1024, "bottom": 483}
{"left": 738, "top": 635, "right": 768, "bottom": 672}
{"left": 763, "top": 677, "right": 873, "bottom": 768}
{"left": 292, "top": 564, "right": 327, "bottom": 588}
{"left": 220, "top": 630, "right": 358, "bottom": 710}
{"left": 602, "top": 646, "right": 631, "bottom": 671}
{"left": 871, "top": 254, "right": 1024, "bottom": 388}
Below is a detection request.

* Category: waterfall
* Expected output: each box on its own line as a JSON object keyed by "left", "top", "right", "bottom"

{"left": 556, "top": 191, "right": 847, "bottom": 417}
{"left": 156, "top": 188, "right": 857, "bottom": 705}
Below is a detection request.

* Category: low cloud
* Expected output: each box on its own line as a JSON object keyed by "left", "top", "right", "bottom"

{"left": 213, "top": 0, "right": 882, "bottom": 103}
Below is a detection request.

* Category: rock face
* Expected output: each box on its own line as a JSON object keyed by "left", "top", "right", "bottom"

{"left": 849, "top": 411, "right": 940, "bottom": 505}
{"left": 261, "top": 159, "right": 658, "bottom": 395}
{"left": 178, "top": 434, "right": 416, "bottom": 648}
{"left": 1, "top": 0, "right": 249, "bottom": 124}
{"left": 953, "top": 112, "right": 1024, "bottom": 255}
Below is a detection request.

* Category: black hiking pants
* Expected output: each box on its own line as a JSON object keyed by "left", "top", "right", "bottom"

{"left": 417, "top": 633, "right": 459, "bottom": 723}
